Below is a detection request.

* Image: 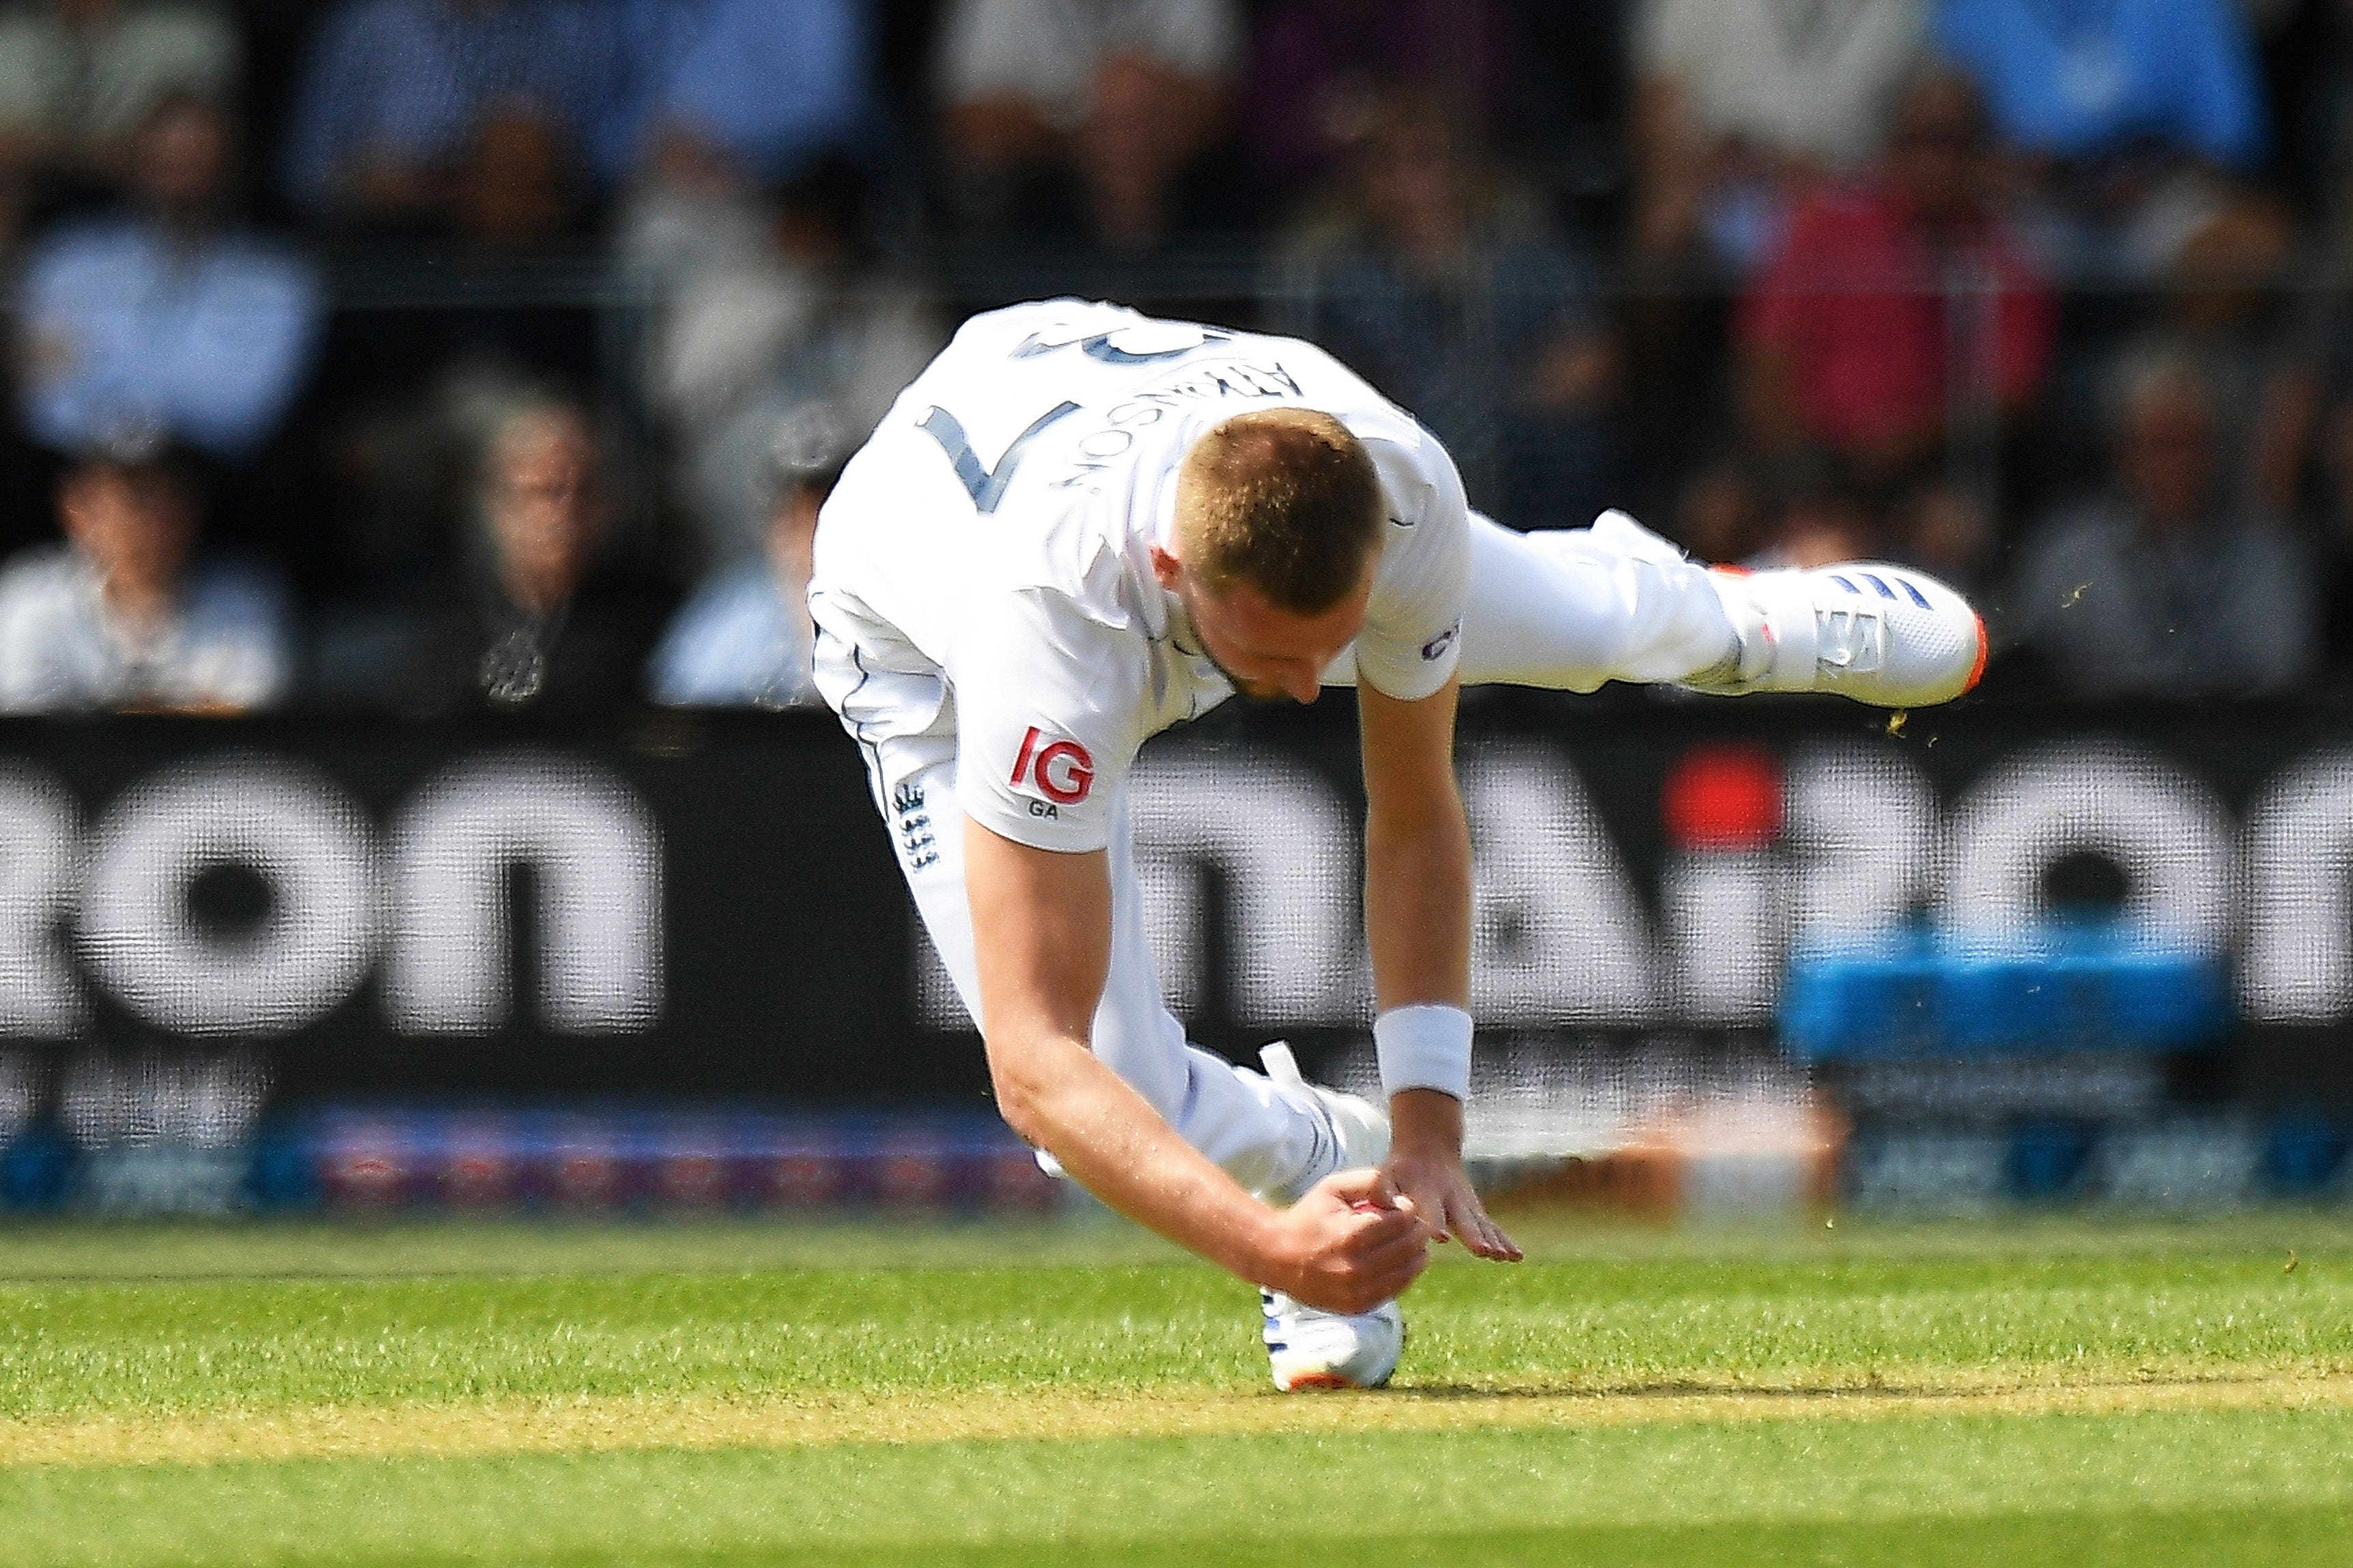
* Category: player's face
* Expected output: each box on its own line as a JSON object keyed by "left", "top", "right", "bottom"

{"left": 1174, "top": 559, "right": 1375, "bottom": 704}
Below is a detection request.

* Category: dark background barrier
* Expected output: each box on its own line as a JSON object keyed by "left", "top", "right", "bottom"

{"left": 5, "top": 695, "right": 2353, "bottom": 1130}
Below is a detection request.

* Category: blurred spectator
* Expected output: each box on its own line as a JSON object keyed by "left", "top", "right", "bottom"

{"left": 2002, "top": 341, "right": 2315, "bottom": 698}
{"left": 14, "top": 93, "right": 324, "bottom": 461}
{"left": 1633, "top": 0, "right": 1929, "bottom": 273}
{"left": 935, "top": 0, "right": 1238, "bottom": 248}
{"left": 280, "top": 0, "right": 616, "bottom": 238}
{"left": 2248, "top": 280, "right": 2353, "bottom": 670}
{"left": 601, "top": 0, "right": 873, "bottom": 190}
{"left": 1930, "top": 0, "right": 2270, "bottom": 279}
{"left": 1742, "top": 454, "right": 1885, "bottom": 569}
{"left": 1737, "top": 70, "right": 2053, "bottom": 489}
{"left": 0, "top": 0, "right": 238, "bottom": 237}
{"left": 325, "top": 393, "right": 671, "bottom": 713}
{"left": 0, "top": 438, "right": 291, "bottom": 713}
{"left": 645, "top": 407, "right": 839, "bottom": 707}
{"left": 1244, "top": 0, "right": 1517, "bottom": 207}
{"left": 623, "top": 153, "right": 940, "bottom": 565}
{"left": 1285, "top": 89, "right": 1619, "bottom": 529}
{"left": 2281, "top": 0, "right": 2353, "bottom": 266}
{"left": 1667, "top": 455, "right": 1767, "bottom": 563}
{"left": 2154, "top": 193, "right": 2297, "bottom": 509}
{"left": 1898, "top": 478, "right": 1996, "bottom": 591}
{"left": 1676, "top": 452, "right": 1995, "bottom": 592}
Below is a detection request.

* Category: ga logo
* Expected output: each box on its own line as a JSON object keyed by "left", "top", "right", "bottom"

{"left": 1010, "top": 726, "right": 1095, "bottom": 807}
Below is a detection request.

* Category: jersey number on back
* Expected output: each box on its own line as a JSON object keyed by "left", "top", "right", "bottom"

{"left": 919, "top": 401, "right": 1079, "bottom": 515}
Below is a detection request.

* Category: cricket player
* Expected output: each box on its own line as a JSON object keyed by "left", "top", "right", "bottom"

{"left": 810, "top": 300, "right": 1984, "bottom": 1389}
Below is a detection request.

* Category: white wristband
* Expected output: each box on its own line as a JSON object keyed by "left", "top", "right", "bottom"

{"left": 1375, "top": 1003, "right": 1474, "bottom": 1101}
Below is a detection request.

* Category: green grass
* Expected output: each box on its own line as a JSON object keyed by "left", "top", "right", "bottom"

{"left": 1, "top": 1214, "right": 2350, "bottom": 1565}
{"left": 7, "top": 1410, "right": 2353, "bottom": 1566}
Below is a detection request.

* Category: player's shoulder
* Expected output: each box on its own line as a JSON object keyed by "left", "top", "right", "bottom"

{"left": 942, "top": 297, "right": 1150, "bottom": 360}
{"left": 1224, "top": 330, "right": 1456, "bottom": 470}
{"left": 972, "top": 500, "right": 1153, "bottom": 632}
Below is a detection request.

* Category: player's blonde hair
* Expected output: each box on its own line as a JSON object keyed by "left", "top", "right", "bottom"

{"left": 1173, "top": 409, "right": 1383, "bottom": 613}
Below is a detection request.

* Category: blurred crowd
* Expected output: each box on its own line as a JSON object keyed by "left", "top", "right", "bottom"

{"left": 5, "top": 0, "right": 2353, "bottom": 714}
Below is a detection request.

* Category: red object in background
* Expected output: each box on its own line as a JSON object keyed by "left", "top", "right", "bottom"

{"left": 440, "top": 1146, "right": 513, "bottom": 1208}
{"left": 320, "top": 1130, "right": 407, "bottom": 1208}
{"left": 546, "top": 1142, "right": 622, "bottom": 1208}
{"left": 767, "top": 1151, "right": 838, "bottom": 1206}
{"left": 1662, "top": 745, "right": 1784, "bottom": 851}
{"left": 981, "top": 1148, "right": 1061, "bottom": 1212}
{"left": 654, "top": 1150, "right": 727, "bottom": 1208}
{"left": 1738, "top": 184, "right": 2054, "bottom": 460}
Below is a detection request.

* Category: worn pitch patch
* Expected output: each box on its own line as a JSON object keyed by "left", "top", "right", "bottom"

{"left": 4, "top": 1373, "right": 2350, "bottom": 1471}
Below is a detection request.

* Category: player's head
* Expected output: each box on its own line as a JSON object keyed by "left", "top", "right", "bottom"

{"left": 1153, "top": 409, "right": 1383, "bottom": 703}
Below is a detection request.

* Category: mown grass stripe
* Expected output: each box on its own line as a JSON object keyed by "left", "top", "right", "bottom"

{"left": 5, "top": 1371, "right": 2347, "bottom": 1470}
{"left": 6, "top": 1406, "right": 2353, "bottom": 1567}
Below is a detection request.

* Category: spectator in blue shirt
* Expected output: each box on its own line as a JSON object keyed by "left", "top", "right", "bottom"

{"left": 645, "top": 405, "right": 838, "bottom": 708}
{"left": 602, "top": 0, "right": 873, "bottom": 189}
{"left": 1931, "top": 0, "right": 2270, "bottom": 279}
{"left": 1932, "top": 0, "right": 2264, "bottom": 170}
{"left": 15, "top": 92, "right": 323, "bottom": 461}
{"left": 279, "top": 0, "right": 617, "bottom": 231}
{"left": 0, "top": 436, "right": 293, "bottom": 713}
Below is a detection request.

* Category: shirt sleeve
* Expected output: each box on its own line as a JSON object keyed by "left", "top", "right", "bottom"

{"left": 1632, "top": 0, "right": 1698, "bottom": 75}
{"left": 2172, "top": 0, "right": 2265, "bottom": 170}
{"left": 188, "top": 562, "right": 294, "bottom": 711}
{"left": 109, "top": 10, "right": 242, "bottom": 136}
{"left": 0, "top": 562, "right": 52, "bottom": 714}
{"left": 655, "top": 0, "right": 870, "bottom": 181}
{"left": 1346, "top": 430, "right": 1471, "bottom": 702}
{"left": 951, "top": 586, "right": 1146, "bottom": 853}
{"left": 167, "top": 251, "right": 325, "bottom": 459}
{"left": 0, "top": 18, "right": 58, "bottom": 136}
{"left": 936, "top": 0, "right": 1065, "bottom": 105}
{"left": 14, "top": 236, "right": 94, "bottom": 450}
{"left": 280, "top": 2, "right": 376, "bottom": 214}
{"left": 1736, "top": 229, "right": 1808, "bottom": 353}
{"left": 1124, "top": 0, "right": 1241, "bottom": 81}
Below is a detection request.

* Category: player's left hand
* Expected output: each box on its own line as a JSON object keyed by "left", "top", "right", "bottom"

{"left": 1383, "top": 1089, "right": 1522, "bottom": 1262}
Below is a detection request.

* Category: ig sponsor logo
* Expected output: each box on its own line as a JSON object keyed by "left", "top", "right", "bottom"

{"left": 1009, "top": 726, "right": 1094, "bottom": 817}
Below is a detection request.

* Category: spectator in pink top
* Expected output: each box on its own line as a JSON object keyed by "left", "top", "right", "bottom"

{"left": 1737, "top": 69, "right": 2053, "bottom": 489}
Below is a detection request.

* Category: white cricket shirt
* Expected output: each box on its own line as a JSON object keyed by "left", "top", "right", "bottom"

{"left": 809, "top": 300, "right": 1470, "bottom": 853}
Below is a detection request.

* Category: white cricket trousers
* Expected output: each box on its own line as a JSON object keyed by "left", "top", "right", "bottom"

{"left": 841, "top": 511, "right": 1736, "bottom": 1201}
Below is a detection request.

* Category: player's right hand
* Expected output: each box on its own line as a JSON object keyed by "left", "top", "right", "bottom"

{"left": 1260, "top": 1167, "right": 1431, "bottom": 1314}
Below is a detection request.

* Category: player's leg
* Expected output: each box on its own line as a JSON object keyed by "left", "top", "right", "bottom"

{"left": 884, "top": 757, "right": 1403, "bottom": 1389}
{"left": 1454, "top": 509, "right": 1987, "bottom": 706}
{"left": 1080, "top": 789, "right": 1402, "bottom": 1390}
{"left": 1452, "top": 509, "right": 1742, "bottom": 690}
{"left": 888, "top": 756, "right": 1349, "bottom": 1203}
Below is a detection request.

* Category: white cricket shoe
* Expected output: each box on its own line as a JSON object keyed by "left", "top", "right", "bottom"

{"left": 1689, "top": 562, "right": 1988, "bottom": 709}
{"left": 1256, "top": 1043, "right": 1405, "bottom": 1391}
{"left": 1262, "top": 1288, "right": 1405, "bottom": 1391}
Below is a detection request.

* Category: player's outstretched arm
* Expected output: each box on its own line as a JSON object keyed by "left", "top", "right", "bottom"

{"left": 963, "top": 817, "right": 1431, "bottom": 1314}
{"left": 1359, "top": 676, "right": 1522, "bottom": 1263}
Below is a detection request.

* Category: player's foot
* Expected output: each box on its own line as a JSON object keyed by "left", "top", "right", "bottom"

{"left": 1262, "top": 1287, "right": 1405, "bottom": 1390}
{"left": 1688, "top": 562, "right": 1987, "bottom": 708}
{"left": 1255, "top": 1043, "right": 1405, "bottom": 1391}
